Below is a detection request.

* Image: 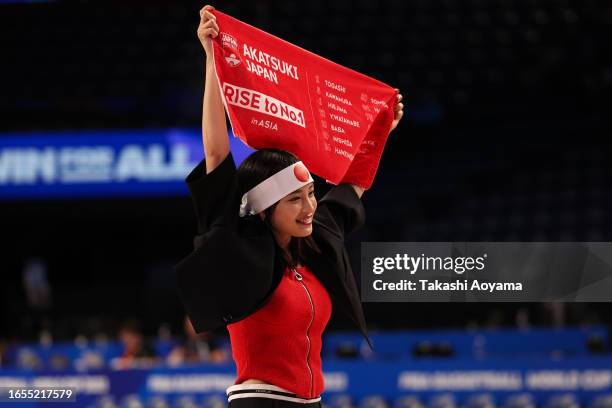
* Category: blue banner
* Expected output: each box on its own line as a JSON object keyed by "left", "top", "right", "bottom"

{"left": 0, "top": 128, "right": 254, "bottom": 199}
{"left": 1, "top": 357, "right": 612, "bottom": 407}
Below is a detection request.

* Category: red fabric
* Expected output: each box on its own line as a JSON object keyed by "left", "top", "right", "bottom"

{"left": 211, "top": 10, "right": 397, "bottom": 189}
{"left": 227, "top": 265, "right": 332, "bottom": 399}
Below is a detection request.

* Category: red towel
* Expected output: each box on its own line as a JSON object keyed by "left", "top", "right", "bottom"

{"left": 211, "top": 10, "right": 397, "bottom": 189}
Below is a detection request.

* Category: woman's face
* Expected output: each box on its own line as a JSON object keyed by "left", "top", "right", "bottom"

{"left": 268, "top": 182, "right": 317, "bottom": 238}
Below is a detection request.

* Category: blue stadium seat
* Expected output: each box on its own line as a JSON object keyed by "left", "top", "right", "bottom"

{"left": 464, "top": 393, "right": 496, "bottom": 408}
{"left": 544, "top": 394, "right": 580, "bottom": 408}
{"left": 172, "top": 395, "right": 200, "bottom": 408}
{"left": 502, "top": 394, "right": 536, "bottom": 408}
{"left": 147, "top": 395, "right": 171, "bottom": 408}
{"left": 327, "top": 393, "right": 356, "bottom": 408}
{"left": 360, "top": 395, "right": 390, "bottom": 408}
{"left": 90, "top": 395, "right": 119, "bottom": 408}
{"left": 429, "top": 393, "right": 458, "bottom": 408}
{"left": 394, "top": 395, "right": 425, "bottom": 408}
{"left": 120, "top": 394, "right": 145, "bottom": 408}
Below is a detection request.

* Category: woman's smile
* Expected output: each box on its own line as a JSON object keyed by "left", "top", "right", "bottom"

{"left": 297, "top": 214, "right": 313, "bottom": 225}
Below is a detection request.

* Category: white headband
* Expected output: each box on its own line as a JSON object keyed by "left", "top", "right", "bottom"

{"left": 239, "top": 161, "right": 314, "bottom": 217}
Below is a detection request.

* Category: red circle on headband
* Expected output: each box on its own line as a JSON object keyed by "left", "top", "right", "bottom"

{"left": 294, "top": 164, "right": 310, "bottom": 182}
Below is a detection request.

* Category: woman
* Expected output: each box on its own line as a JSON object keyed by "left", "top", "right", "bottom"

{"left": 176, "top": 5, "right": 404, "bottom": 407}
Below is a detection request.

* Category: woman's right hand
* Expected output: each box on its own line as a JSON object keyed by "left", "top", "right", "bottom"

{"left": 198, "top": 5, "right": 229, "bottom": 172}
{"left": 197, "top": 5, "right": 219, "bottom": 58}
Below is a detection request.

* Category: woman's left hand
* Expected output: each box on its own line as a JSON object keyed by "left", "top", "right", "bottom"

{"left": 390, "top": 89, "right": 404, "bottom": 132}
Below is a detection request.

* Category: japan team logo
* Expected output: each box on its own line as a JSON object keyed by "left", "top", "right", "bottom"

{"left": 225, "top": 53, "right": 241, "bottom": 67}
{"left": 220, "top": 32, "right": 241, "bottom": 67}
{"left": 220, "top": 32, "right": 238, "bottom": 51}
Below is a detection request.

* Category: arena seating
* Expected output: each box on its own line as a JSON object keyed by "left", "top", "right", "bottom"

{"left": 2, "top": 327, "right": 606, "bottom": 370}
{"left": 1, "top": 328, "right": 610, "bottom": 408}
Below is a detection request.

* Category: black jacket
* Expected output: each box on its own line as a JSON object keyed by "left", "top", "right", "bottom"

{"left": 174, "top": 152, "right": 372, "bottom": 349}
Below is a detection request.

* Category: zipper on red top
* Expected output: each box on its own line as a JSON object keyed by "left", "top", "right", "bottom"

{"left": 293, "top": 267, "right": 314, "bottom": 398}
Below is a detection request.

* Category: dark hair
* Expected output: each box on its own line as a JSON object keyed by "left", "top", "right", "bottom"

{"left": 237, "top": 149, "right": 320, "bottom": 268}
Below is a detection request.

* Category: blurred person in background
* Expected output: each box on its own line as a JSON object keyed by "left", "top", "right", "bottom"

{"left": 21, "top": 257, "right": 53, "bottom": 341}
{"left": 111, "top": 319, "right": 159, "bottom": 370}
{"left": 176, "top": 5, "right": 403, "bottom": 407}
{"left": 167, "top": 316, "right": 229, "bottom": 366}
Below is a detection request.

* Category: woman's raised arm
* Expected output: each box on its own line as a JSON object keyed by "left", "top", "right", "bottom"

{"left": 198, "top": 5, "right": 229, "bottom": 174}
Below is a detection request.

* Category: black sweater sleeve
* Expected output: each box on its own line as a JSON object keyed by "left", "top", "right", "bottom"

{"left": 314, "top": 183, "right": 366, "bottom": 240}
{"left": 185, "top": 152, "right": 238, "bottom": 236}
{"left": 176, "top": 152, "right": 280, "bottom": 333}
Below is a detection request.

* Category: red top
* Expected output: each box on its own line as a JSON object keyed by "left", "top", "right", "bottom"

{"left": 227, "top": 265, "right": 332, "bottom": 398}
